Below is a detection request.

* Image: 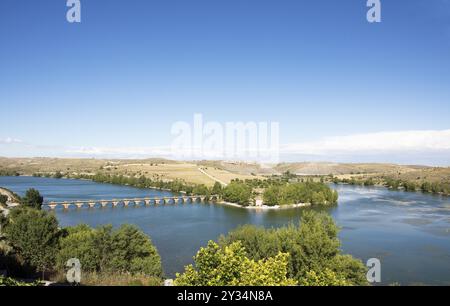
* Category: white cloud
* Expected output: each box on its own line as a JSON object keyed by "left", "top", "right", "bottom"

{"left": 4, "top": 129, "right": 450, "bottom": 165}
{"left": 281, "top": 129, "right": 450, "bottom": 155}
{"left": 0, "top": 137, "right": 22, "bottom": 144}
{"left": 65, "top": 146, "right": 172, "bottom": 158}
{"left": 65, "top": 129, "right": 450, "bottom": 161}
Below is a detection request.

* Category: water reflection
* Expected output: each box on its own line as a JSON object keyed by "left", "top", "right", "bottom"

{"left": 0, "top": 177, "right": 449, "bottom": 285}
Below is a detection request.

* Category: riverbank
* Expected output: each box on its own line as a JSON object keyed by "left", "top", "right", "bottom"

{"left": 219, "top": 200, "right": 310, "bottom": 210}
{"left": 0, "top": 187, "right": 21, "bottom": 214}
{"left": 0, "top": 175, "right": 323, "bottom": 211}
{"left": 2, "top": 175, "right": 450, "bottom": 284}
{"left": 0, "top": 187, "right": 21, "bottom": 203}
{"left": 331, "top": 181, "right": 450, "bottom": 198}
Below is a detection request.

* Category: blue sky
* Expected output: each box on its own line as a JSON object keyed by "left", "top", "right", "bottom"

{"left": 1, "top": 0, "right": 450, "bottom": 165}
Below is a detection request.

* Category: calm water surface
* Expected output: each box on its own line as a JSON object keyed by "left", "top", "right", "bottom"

{"left": 1, "top": 176, "right": 449, "bottom": 285}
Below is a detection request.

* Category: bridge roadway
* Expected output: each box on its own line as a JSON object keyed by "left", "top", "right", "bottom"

{"left": 42, "top": 195, "right": 220, "bottom": 210}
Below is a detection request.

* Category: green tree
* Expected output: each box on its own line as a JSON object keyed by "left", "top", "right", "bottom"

{"left": 57, "top": 224, "right": 163, "bottom": 278}
{"left": 421, "top": 181, "right": 432, "bottom": 193}
{"left": 211, "top": 182, "right": 223, "bottom": 195}
{"left": 402, "top": 181, "right": 417, "bottom": 192}
{"left": 262, "top": 186, "right": 280, "bottom": 206}
{"left": 0, "top": 213, "right": 7, "bottom": 230}
{"left": 299, "top": 268, "right": 351, "bottom": 286}
{"left": 5, "top": 208, "right": 60, "bottom": 278}
{"left": 56, "top": 225, "right": 100, "bottom": 272}
{"left": 20, "top": 189, "right": 44, "bottom": 209}
{"left": 192, "top": 184, "right": 209, "bottom": 197}
{"left": 0, "top": 195, "right": 8, "bottom": 205}
{"left": 219, "top": 210, "right": 367, "bottom": 286}
{"left": 108, "top": 224, "right": 162, "bottom": 276}
{"left": 175, "top": 241, "right": 296, "bottom": 286}
{"left": 222, "top": 181, "right": 252, "bottom": 206}
{"left": 53, "top": 171, "right": 63, "bottom": 179}
{"left": 262, "top": 182, "right": 338, "bottom": 206}
{"left": 0, "top": 276, "right": 39, "bottom": 286}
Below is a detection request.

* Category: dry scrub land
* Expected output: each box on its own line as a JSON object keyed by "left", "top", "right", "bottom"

{"left": 0, "top": 158, "right": 448, "bottom": 186}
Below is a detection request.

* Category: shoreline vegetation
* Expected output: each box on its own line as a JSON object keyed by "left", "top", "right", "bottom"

{"left": 2, "top": 171, "right": 338, "bottom": 208}
{"left": 1, "top": 159, "right": 449, "bottom": 199}
{"left": 329, "top": 176, "right": 450, "bottom": 196}
{"left": 2, "top": 166, "right": 447, "bottom": 286}
{"left": 1, "top": 190, "right": 368, "bottom": 286}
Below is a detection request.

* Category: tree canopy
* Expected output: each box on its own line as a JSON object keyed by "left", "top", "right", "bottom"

{"left": 57, "top": 224, "right": 162, "bottom": 277}
{"left": 219, "top": 210, "right": 367, "bottom": 285}
{"left": 263, "top": 182, "right": 338, "bottom": 206}
{"left": 175, "top": 241, "right": 296, "bottom": 286}
{"left": 20, "top": 188, "right": 44, "bottom": 209}
{"left": 4, "top": 207, "right": 60, "bottom": 276}
{"left": 221, "top": 181, "right": 253, "bottom": 206}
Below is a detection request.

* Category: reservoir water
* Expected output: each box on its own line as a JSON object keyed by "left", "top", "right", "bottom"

{"left": 1, "top": 176, "right": 449, "bottom": 285}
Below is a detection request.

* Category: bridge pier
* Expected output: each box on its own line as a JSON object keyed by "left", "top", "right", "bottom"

{"left": 47, "top": 203, "right": 57, "bottom": 210}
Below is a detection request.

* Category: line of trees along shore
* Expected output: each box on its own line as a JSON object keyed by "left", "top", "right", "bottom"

{"left": 1, "top": 188, "right": 367, "bottom": 286}
{"left": 33, "top": 172, "right": 222, "bottom": 199}
{"left": 31, "top": 172, "right": 338, "bottom": 207}
{"left": 332, "top": 177, "right": 450, "bottom": 196}
{"left": 4, "top": 169, "right": 449, "bottom": 198}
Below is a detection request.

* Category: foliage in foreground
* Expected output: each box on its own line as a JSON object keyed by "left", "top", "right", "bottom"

{"left": 20, "top": 188, "right": 44, "bottom": 209}
{"left": 175, "top": 211, "right": 366, "bottom": 286}
{"left": 66, "top": 271, "right": 162, "bottom": 286}
{"left": 175, "top": 241, "right": 296, "bottom": 286}
{"left": 4, "top": 207, "right": 60, "bottom": 277}
{"left": 298, "top": 268, "right": 352, "bottom": 286}
{"left": 56, "top": 224, "right": 163, "bottom": 278}
{"left": 0, "top": 276, "right": 39, "bottom": 286}
{"left": 219, "top": 210, "right": 367, "bottom": 286}
{"left": 1, "top": 198, "right": 163, "bottom": 284}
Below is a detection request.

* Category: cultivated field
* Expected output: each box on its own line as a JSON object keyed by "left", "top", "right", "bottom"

{"left": 1, "top": 157, "right": 448, "bottom": 186}
{"left": 0, "top": 158, "right": 260, "bottom": 186}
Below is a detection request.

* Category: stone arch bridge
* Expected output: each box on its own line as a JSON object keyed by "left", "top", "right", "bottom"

{"left": 42, "top": 195, "right": 220, "bottom": 210}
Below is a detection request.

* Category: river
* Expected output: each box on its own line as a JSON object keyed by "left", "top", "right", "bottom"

{"left": 1, "top": 176, "right": 449, "bottom": 285}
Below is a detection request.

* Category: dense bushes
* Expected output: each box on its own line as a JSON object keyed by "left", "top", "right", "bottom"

{"left": 220, "top": 179, "right": 338, "bottom": 207}
{"left": 263, "top": 182, "right": 338, "bottom": 206}
{"left": 175, "top": 211, "right": 368, "bottom": 286}
{"left": 0, "top": 195, "right": 7, "bottom": 205}
{"left": 57, "top": 224, "right": 163, "bottom": 277}
{"left": 175, "top": 241, "right": 296, "bottom": 286}
{"left": 1, "top": 203, "right": 163, "bottom": 284}
{"left": 0, "top": 276, "right": 39, "bottom": 286}
{"left": 221, "top": 181, "right": 253, "bottom": 206}
{"left": 4, "top": 207, "right": 60, "bottom": 277}
{"left": 218, "top": 211, "right": 367, "bottom": 286}
{"left": 20, "top": 188, "right": 44, "bottom": 209}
